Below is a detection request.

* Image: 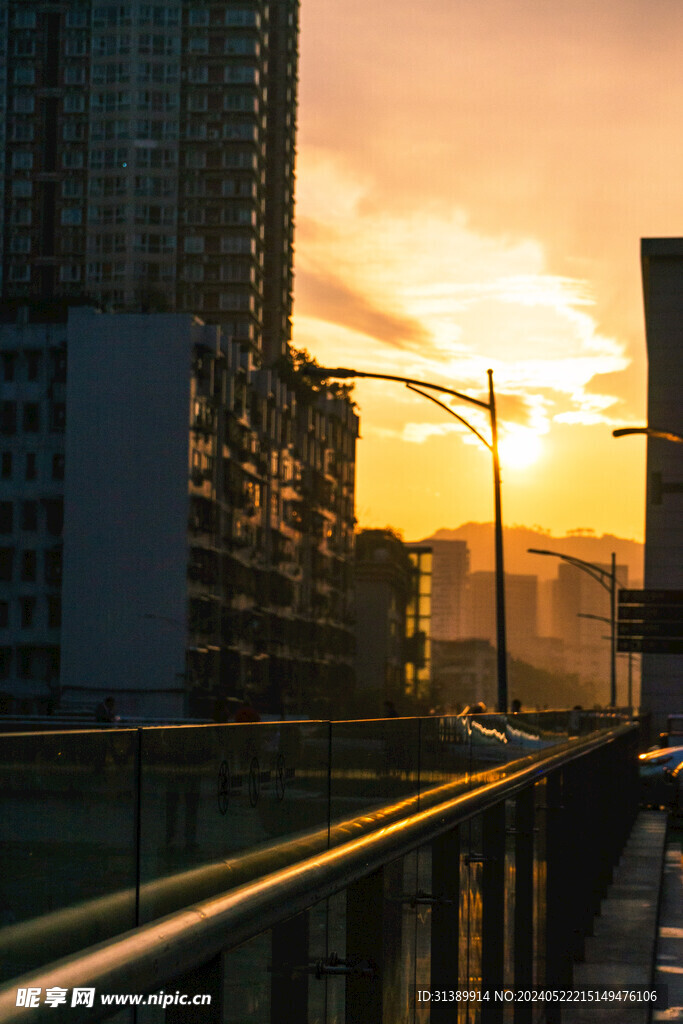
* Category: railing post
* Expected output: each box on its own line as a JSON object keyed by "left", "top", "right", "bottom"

{"left": 430, "top": 827, "right": 460, "bottom": 1023}
{"left": 271, "top": 910, "right": 309, "bottom": 1024}
{"left": 513, "top": 789, "right": 534, "bottom": 1024}
{"left": 545, "top": 770, "right": 571, "bottom": 1014}
{"left": 481, "top": 803, "right": 506, "bottom": 1024}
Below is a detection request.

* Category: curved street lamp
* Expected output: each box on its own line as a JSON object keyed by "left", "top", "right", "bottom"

{"left": 309, "top": 366, "right": 509, "bottom": 712}
{"left": 529, "top": 548, "right": 618, "bottom": 706}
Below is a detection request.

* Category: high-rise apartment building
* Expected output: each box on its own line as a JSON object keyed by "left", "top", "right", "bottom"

{"left": 0, "top": 0, "right": 298, "bottom": 363}
{"left": 0, "top": 308, "right": 358, "bottom": 717}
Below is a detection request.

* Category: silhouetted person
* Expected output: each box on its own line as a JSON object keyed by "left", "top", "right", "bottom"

{"left": 95, "top": 696, "right": 117, "bottom": 723}
{"left": 511, "top": 699, "right": 522, "bottom": 714}
{"left": 383, "top": 700, "right": 397, "bottom": 718}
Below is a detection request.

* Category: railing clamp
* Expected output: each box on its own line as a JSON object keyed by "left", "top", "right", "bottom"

{"left": 395, "top": 889, "right": 457, "bottom": 907}
{"left": 313, "top": 953, "right": 376, "bottom": 979}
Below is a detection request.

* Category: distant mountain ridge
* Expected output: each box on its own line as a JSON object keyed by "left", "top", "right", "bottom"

{"left": 415, "top": 522, "right": 644, "bottom": 585}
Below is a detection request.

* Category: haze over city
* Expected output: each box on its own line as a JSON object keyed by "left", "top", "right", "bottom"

{"left": 292, "top": 0, "right": 683, "bottom": 543}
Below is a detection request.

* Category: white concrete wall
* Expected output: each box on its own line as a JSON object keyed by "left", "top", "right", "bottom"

{"left": 60, "top": 309, "right": 203, "bottom": 717}
{"left": 641, "top": 239, "right": 683, "bottom": 734}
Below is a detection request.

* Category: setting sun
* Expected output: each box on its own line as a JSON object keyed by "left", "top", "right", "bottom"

{"left": 498, "top": 429, "right": 544, "bottom": 470}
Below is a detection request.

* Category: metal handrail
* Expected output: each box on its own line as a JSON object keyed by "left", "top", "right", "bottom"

{"left": 0, "top": 722, "right": 636, "bottom": 1023}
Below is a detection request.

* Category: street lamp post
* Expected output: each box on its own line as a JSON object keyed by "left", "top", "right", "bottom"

{"left": 529, "top": 548, "right": 619, "bottom": 706}
{"left": 310, "top": 365, "right": 509, "bottom": 712}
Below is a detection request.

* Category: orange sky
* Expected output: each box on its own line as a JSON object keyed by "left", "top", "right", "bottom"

{"left": 291, "top": 0, "right": 683, "bottom": 542}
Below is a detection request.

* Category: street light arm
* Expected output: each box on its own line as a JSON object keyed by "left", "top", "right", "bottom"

{"left": 307, "top": 366, "right": 491, "bottom": 411}
{"left": 613, "top": 426, "right": 683, "bottom": 443}
{"left": 527, "top": 548, "right": 615, "bottom": 594}
{"left": 528, "top": 547, "right": 618, "bottom": 706}
{"left": 405, "top": 384, "right": 492, "bottom": 450}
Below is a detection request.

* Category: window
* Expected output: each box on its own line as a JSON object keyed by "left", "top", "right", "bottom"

{"left": 62, "top": 151, "right": 84, "bottom": 168}
{"left": 21, "top": 501, "right": 38, "bottom": 531}
{"left": 182, "top": 264, "right": 204, "bottom": 281}
{"left": 63, "top": 122, "right": 86, "bottom": 141}
{"left": 11, "top": 208, "right": 32, "bottom": 225}
{"left": 20, "top": 597, "right": 36, "bottom": 629}
{"left": 50, "top": 348, "right": 67, "bottom": 384}
{"left": 45, "top": 499, "right": 63, "bottom": 536}
{"left": 66, "top": 9, "right": 88, "bottom": 27}
{"left": 13, "top": 35, "right": 36, "bottom": 57}
{"left": 13, "top": 180, "right": 33, "bottom": 197}
{"left": 47, "top": 595, "right": 61, "bottom": 629}
{"left": 13, "top": 9, "right": 36, "bottom": 27}
{"left": 12, "top": 123, "right": 35, "bottom": 141}
{"left": 12, "top": 152, "right": 33, "bottom": 170}
{"left": 59, "top": 266, "right": 82, "bottom": 284}
{"left": 21, "top": 550, "right": 37, "bottom": 581}
{"left": 184, "top": 236, "right": 204, "bottom": 254}
{"left": 1, "top": 402, "right": 17, "bottom": 434}
{"left": 0, "top": 504, "right": 13, "bottom": 534}
{"left": 64, "top": 92, "right": 86, "bottom": 113}
{"left": 25, "top": 453, "right": 37, "bottom": 480}
{"left": 0, "top": 647, "right": 11, "bottom": 677}
{"left": 23, "top": 403, "right": 40, "bottom": 432}
{"left": 9, "top": 265, "right": 31, "bottom": 281}
{"left": 12, "top": 93, "right": 35, "bottom": 113}
{"left": 64, "top": 66, "right": 86, "bottom": 84}
{"left": 188, "top": 34, "right": 208, "bottom": 53}
{"left": 25, "top": 351, "right": 40, "bottom": 381}
{"left": 2, "top": 355, "right": 16, "bottom": 382}
{"left": 188, "top": 65, "right": 209, "bottom": 83}
{"left": 65, "top": 34, "right": 87, "bottom": 56}
{"left": 188, "top": 8, "right": 209, "bottom": 25}
{"left": 49, "top": 404, "right": 66, "bottom": 432}
{"left": 13, "top": 66, "right": 35, "bottom": 85}
{"left": 44, "top": 548, "right": 62, "bottom": 586}
{"left": 61, "top": 208, "right": 83, "bottom": 226}
{"left": 0, "top": 548, "right": 13, "bottom": 580}
{"left": 52, "top": 454, "right": 65, "bottom": 480}
{"left": 9, "top": 235, "right": 31, "bottom": 254}
{"left": 1, "top": 453, "right": 12, "bottom": 479}
{"left": 62, "top": 180, "right": 82, "bottom": 198}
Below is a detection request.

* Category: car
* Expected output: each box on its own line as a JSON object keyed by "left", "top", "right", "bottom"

{"left": 638, "top": 745, "right": 683, "bottom": 807}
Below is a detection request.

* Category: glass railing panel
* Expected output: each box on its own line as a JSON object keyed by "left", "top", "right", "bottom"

{"left": 328, "top": 718, "right": 420, "bottom": 836}
{"left": 222, "top": 932, "right": 271, "bottom": 1024}
{"left": 138, "top": 721, "right": 330, "bottom": 924}
{"left": 0, "top": 728, "right": 138, "bottom": 983}
{"left": 418, "top": 716, "right": 471, "bottom": 808}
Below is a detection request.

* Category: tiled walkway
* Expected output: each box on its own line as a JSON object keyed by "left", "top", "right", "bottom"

{"left": 653, "top": 828, "right": 683, "bottom": 1023}
{"left": 564, "top": 811, "right": 668, "bottom": 1024}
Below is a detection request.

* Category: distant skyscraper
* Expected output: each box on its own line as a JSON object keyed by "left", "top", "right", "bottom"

{"left": 640, "top": 238, "right": 683, "bottom": 734}
{"left": 0, "top": 0, "right": 298, "bottom": 363}
{"left": 409, "top": 538, "right": 469, "bottom": 640}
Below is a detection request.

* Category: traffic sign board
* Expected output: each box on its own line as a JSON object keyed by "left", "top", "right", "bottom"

{"left": 617, "top": 589, "right": 683, "bottom": 654}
